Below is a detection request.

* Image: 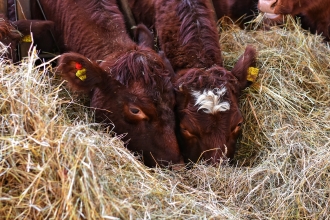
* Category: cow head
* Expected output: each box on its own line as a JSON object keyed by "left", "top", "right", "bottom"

{"left": 133, "top": 24, "right": 154, "bottom": 49}
{"left": 0, "top": 14, "right": 54, "bottom": 62}
{"left": 173, "top": 46, "right": 257, "bottom": 165}
{"left": 258, "top": 0, "right": 306, "bottom": 19}
{"left": 57, "top": 50, "right": 184, "bottom": 168}
{"left": 0, "top": 15, "right": 21, "bottom": 59}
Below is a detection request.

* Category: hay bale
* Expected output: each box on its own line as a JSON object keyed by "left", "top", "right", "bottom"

{"left": 0, "top": 17, "right": 329, "bottom": 219}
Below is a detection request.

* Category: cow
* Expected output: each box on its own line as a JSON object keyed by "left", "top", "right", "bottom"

{"left": 0, "top": 13, "right": 53, "bottom": 62}
{"left": 33, "top": 0, "right": 183, "bottom": 168}
{"left": 154, "top": 0, "right": 257, "bottom": 164}
{"left": 258, "top": 0, "right": 330, "bottom": 40}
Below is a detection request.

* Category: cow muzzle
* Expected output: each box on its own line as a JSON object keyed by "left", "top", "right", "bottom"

{"left": 264, "top": 13, "right": 281, "bottom": 19}
{"left": 258, "top": 0, "right": 278, "bottom": 14}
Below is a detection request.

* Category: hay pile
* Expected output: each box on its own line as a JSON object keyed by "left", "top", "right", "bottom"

{"left": 1, "top": 17, "right": 329, "bottom": 219}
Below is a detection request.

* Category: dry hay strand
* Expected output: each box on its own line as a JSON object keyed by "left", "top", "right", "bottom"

{"left": 0, "top": 16, "right": 330, "bottom": 219}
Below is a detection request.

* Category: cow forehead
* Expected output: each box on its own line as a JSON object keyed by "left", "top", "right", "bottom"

{"left": 128, "top": 80, "right": 174, "bottom": 101}
{"left": 191, "top": 87, "right": 230, "bottom": 114}
{"left": 102, "top": 50, "right": 173, "bottom": 87}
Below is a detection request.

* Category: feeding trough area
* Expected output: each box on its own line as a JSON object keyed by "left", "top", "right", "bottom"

{"left": 0, "top": 16, "right": 329, "bottom": 219}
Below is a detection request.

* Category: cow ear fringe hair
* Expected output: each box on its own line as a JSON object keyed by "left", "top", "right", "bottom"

{"left": 108, "top": 49, "right": 173, "bottom": 89}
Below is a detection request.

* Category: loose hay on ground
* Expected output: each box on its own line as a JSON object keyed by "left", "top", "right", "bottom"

{"left": 0, "top": 17, "right": 329, "bottom": 219}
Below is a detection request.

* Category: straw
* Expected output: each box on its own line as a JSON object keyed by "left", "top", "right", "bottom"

{"left": 0, "top": 16, "right": 329, "bottom": 219}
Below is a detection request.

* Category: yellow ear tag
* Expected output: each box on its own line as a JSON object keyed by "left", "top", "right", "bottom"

{"left": 247, "top": 67, "right": 259, "bottom": 82}
{"left": 22, "top": 35, "right": 32, "bottom": 43}
{"left": 76, "top": 68, "right": 87, "bottom": 81}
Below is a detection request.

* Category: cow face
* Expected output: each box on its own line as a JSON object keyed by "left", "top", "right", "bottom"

{"left": 258, "top": 0, "right": 308, "bottom": 16}
{"left": 58, "top": 52, "right": 184, "bottom": 168}
{"left": 173, "top": 46, "right": 256, "bottom": 165}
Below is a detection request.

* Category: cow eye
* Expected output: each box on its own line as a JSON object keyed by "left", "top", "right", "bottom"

{"left": 126, "top": 105, "right": 148, "bottom": 121}
{"left": 180, "top": 125, "right": 195, "bottom": 138}
{"left": 129, "top": 107, "right": 140, "bottom": 114}
{"left": 232, "top": 120, "right": 244, "bottom": 134}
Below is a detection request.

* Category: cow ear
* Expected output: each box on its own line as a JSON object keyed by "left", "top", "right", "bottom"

{"left": 134, "top": 24, "right": 154, "bottom": 48}
{"left": 173, "top": 75, "right": 191, "bottom": 110}
{"left": 158, "top": 50, "right": 175, "bottom": 78}
{"left": 231, "top": 45, "right": 257, "bottom": 90}
{"left": 12, "top": 20, "right": 54, "bottom": 36}
{"left": 174, "top": 85, "right": 191, "bottom": 111}
{"left": 57, "top": 52, "right": 107, "bottom": 93}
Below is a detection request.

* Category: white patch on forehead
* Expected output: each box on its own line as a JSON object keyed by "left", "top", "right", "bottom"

{"left": 192, "top": 87, "right": 230, "bottom": 114}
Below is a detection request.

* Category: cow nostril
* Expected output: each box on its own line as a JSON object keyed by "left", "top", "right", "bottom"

{"left": 271, "top": 0, "right": 278, "bottom": 8}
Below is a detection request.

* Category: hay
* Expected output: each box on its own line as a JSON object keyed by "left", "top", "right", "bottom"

{"left": 1, "top": 17, "right": 329, "bottom": 219}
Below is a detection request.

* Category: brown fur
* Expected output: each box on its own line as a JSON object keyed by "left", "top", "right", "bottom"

{"left": 36, "top": 0, "right": 183, "bottom": 167}
{"left": 155, "top": 0, "right": 257, "bottom": 164}
{"left": 128, "top": 0, "right": 155, "bottom": 29}
{"left": 0, "top": 14, "right": 20, "bottom": 40}
{"left": 156, "top": 0, "right": 223, "bottom": 69}
{"left": 0, "top": 14, "right": 20, "bottom": 61}
{"left": 128, "top": 0, "right": 259, "bottom": 29}
{"left": 258, "top": 0, "right": 330, "bottom": 40}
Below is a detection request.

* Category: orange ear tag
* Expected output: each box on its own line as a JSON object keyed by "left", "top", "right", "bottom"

{"left": 75, "top": 63, "right": 87, "bottom": 81}
{"left": 247, "top": 67, "right": 259, "bottom": 82}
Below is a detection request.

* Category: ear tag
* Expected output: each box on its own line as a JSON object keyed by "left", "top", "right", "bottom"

{"left": 22, "top": 35, "right": 32, "bottom": 43}
{"left": 247, "top": 67, "right": 259, "bottom": 82}
{"left": 75, "top": 63, "right": 87, "bottom": 81}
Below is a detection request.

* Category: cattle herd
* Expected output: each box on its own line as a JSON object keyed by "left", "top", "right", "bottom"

{"left": 0, "top": 0, "right": 329, "bottom": 168}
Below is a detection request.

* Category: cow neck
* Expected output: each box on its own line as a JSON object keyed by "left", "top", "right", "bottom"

{"left": 158, "top": 0, "right": 223, "bottom": 72}
{"left": 38, "top": 0, "right": 136, "bottom": 61}
{"left": 301, "top": 0, "right": 330, "bottom": 17}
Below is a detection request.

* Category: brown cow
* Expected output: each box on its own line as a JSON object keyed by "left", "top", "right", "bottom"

{"left": 155, "top": 0, "right": 257, "bottom": 164}
{"left": 0, "top": 13, "right": 53, "bottom": 62}
{"left": 258, "top": 0, "right": 330, "bottom": 40}
{"left": 35, "top": 0, "right": 183, "bottom": 167}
